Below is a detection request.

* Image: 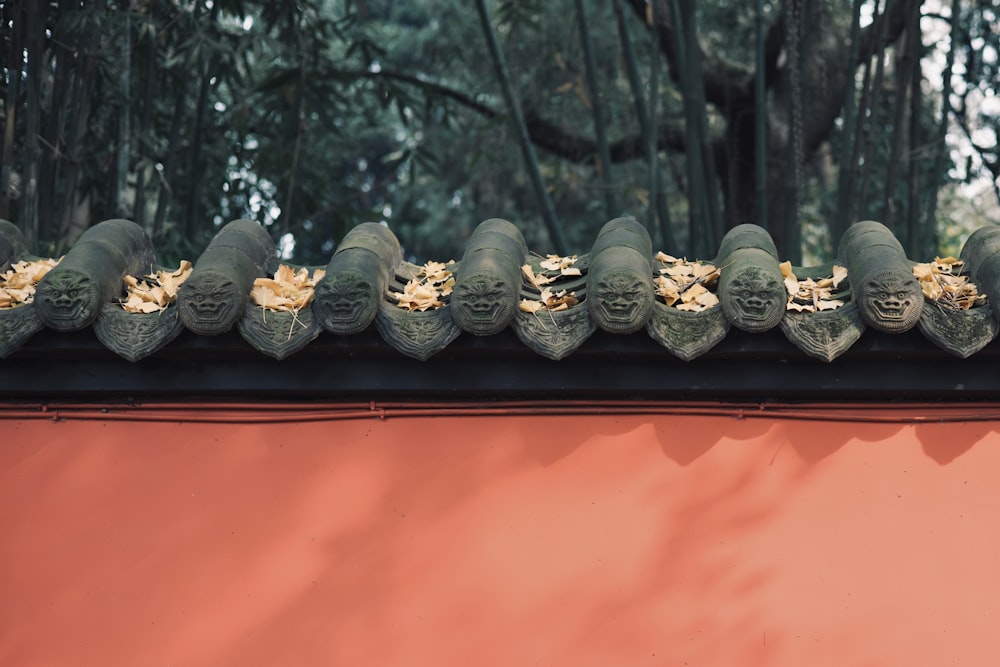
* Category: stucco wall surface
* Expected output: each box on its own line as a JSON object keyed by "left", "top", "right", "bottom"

{"left": 1, "top": 409, "right": 998, "bottom": 666}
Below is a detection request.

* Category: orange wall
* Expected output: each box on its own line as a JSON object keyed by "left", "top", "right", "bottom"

{"left": 2, "top": 408, "right": 999, "bottom": 666}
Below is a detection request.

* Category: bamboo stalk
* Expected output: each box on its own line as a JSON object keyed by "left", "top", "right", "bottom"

{"left": 784, "top": 0, "right": 804, "bottom": 264}
{"left": 114, "top": 8, "right": 132, "bottom": 219}
{"left": 56, "top": 0, "right": 106, "bottom": 251}
{"left": 22, "top": 0, "right": 44, "bottom": 247}
{"left": 846, "top": 36, "right": 875, "bottom": 226}
{"left": 677, "top": 0, "right": 722, "bottom": 251}
{"left": 281, "top": 7, "right": 307, "bottom": 241}
{"left": 650, "top": 44, "right": 676, "bottom": 250}
{"left": 473, "top": 0, "right": 569, "bottom": 255}
{"left": 923, "top": 0, "right": 961, "bottom": 257}
{"left": 39, "top": 0, "right": 76, "bottom": 246}
{"left": 133, "top": 6, "right": 159, "bottom": 229}
{"left": 574, "top": 0, "right": 617, "bottom": 219}
{"left": 882, "top": 0, "right": 921, "bottom": 234}
{"left": 154, "top": 0, "right": 211, "bottom": 242}
{"left": 613, "top": 0, "right": 675, "bottom": 251}
{"left": 833, "top": 0, "right": 865, "bottom": 244}
{"left": 905, "top": 14, "right": 922, "bottom": 256}
{"left": 647, "top": 0, "right": 664, "bottom": 249}
{"left": 152, "top": 77, "right": 189, "bottom": 241}
{"left": 685, "top": 5, "right": 723, "bottom": 253}
{"left": 183, "top": 0, "right": 221, "bottom": 240}
{"left": 614, "top": 0, "right": 650, "bottom": 136}
{"left": 856, "top": 0, "right": 893, "bottom": 221}
{"left": 0, "top": 0, "right": 23, "bottom": 223}
{"left": 668, "top": 0, "right": 715, "bottom": 257}
{"left": 754, "top": 0, "right": 768, "bottom": 232}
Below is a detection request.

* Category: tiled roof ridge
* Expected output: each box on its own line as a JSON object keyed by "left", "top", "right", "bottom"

{"left": 1, "top": 216, "right": 998, "bottom": 362}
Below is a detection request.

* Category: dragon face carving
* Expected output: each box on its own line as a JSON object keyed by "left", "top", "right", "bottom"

{"left": 859, "top": 269, "right": 922, "bottom": 331}
{"left": 178, "top": 273, "right": 244, "bottom": 334}
{"left": 780, "top": 302, "right": 864, "bottom": 362}
{"left": 452, "top": 274, "right": 513, "bottom": 335}
{"left": 94, "top": 305, "right": 184, "bottom": 362}
{"left": 103, "top": 312, "right": 162, "bottom": 339}
{"left": 0, "top": 305, "right": 44, "bottom": 358}
{"left": 34, "top": 270, "right": 100, "bottom": 330}
{"left": 515, "top": 304, "right": 595, "bottom": 360}
{"left": 376, "top": 303, "right": 461, "bottom": 360}
{"left": 314, "top": 272, "right": 377, "bottom": 334}
{"left": 239, "top": 307, "right": 319, "bottom": 360}
{"left": 722, "top": 267, "right": 784, "bottom": 332}
{"left": 647, "top": 304, "right": 729, "bottom": 361}
{"left": 590, "top": 270, "right": 651, "bottom": 332}
{"left": 399, "top": 315, "right": 449, "bottom": 345}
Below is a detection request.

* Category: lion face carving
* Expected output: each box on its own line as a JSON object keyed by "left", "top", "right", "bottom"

{"left": 859, "top": 269, "right": 922, "bottom": 331}
{"left": 590, "top": 270, "right": 651, "bottom": 332}
{"left": 314, "top": 272, "right": 377, "bottom": 334}
{"left": 178, "top": 273, "right": 244, "bottom": 334}
{"left": 34, "top": 270, "right": 100, "bottom": 331}
{"left": 722, "top": 267, "right": 784, "bottom": 332}
{"left": 452, "top": 274, "right": 513, "bottom": 335}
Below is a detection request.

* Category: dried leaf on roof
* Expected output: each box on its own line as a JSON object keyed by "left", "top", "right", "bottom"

{"left": 912, "top": 257, "right": 986, "bottom": 310}
{"left": 539, "top": 253, "right": 580, "bottom": 274}
{"left": 247, "top": 264, "right": 327, "bottom": 339}
{"left": 522, "top": 254, "right": 581, "bottom": 289}
{"left": 653, "top": 252, "right": 720, "bottom": 312}
{"left": 520, "top": 254, "right": 582, "bottom": 315}
{"left": 250, "top": 264, "right": 326, "bottom": 313}
{"left": 0, "top": 258, "right": 60, "bottom": 309}
{"left": 780, "top": 261, "right": 847, "bottom": 313}
{"left": 522, "top": 264, "right": 556, "bottom": 287}
{"left": 390, "top": 260, "right": 455, "bottom": 311}
{"left": 519, "top": 287, "right": 579, "bottom": 314}
{"left": 120, "top": 260, "right": 193, "bottom": 313}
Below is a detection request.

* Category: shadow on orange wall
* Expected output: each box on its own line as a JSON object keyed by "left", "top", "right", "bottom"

{"left": 1, "top": 411, "right": 999, "bottom": 666}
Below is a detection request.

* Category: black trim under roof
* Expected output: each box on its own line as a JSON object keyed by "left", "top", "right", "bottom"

{"left": 2, "top": 324, "right": 997, "bottom": 403}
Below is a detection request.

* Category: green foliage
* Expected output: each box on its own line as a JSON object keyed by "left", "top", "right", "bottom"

{"left": 0, "top": 0, "right": 996, "bottom": 267}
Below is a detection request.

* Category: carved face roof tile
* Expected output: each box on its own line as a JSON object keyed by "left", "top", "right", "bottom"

{"left": 2, "top": 218, "right": 1000, "bottom": 395}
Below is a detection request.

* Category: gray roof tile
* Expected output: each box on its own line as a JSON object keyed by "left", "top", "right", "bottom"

{"left": 1, "top": 217, "right": 998, "bottom": 367}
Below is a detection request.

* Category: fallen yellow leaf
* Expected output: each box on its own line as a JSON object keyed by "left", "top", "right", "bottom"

{"left": 783, "top": 264, "right": 847, "bottom": 312}
{"left": 912, "top": 259, "right": 985, "bottom": 310}
{"left": 654, "top": 253, "right": 721, "bottom": 310}
{"left": 390, "top": 260, "right": 454, "bottom": 311}
{"left": 249, "top": 264, "right": 325, "bottom": 313}
{"left": 0, "top": 257, "right": 61, "bottom": 309}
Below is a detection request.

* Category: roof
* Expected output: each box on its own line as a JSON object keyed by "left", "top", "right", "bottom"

{"left": 2, "top": 216, "right": 1000, "bottom": 402}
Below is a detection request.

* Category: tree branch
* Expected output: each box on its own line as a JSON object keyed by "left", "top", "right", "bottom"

{"left": 303, "top": 66, "right": 689, "bottom": 164}
{"left": 802, "top": 0, "right": 918, "bottom": 154}
{"left": 473, "top": 0, "right": 567, "bottom": 253}
{"left": 624, "top": 0, "right": 756, "bottom": 111}
{"left": 617, "top": 0, "right": 913, "bottom": 158}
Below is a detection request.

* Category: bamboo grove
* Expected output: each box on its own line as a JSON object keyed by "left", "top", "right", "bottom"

{"left": 1, "top": 0, "right": 998, "bottom": 265}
